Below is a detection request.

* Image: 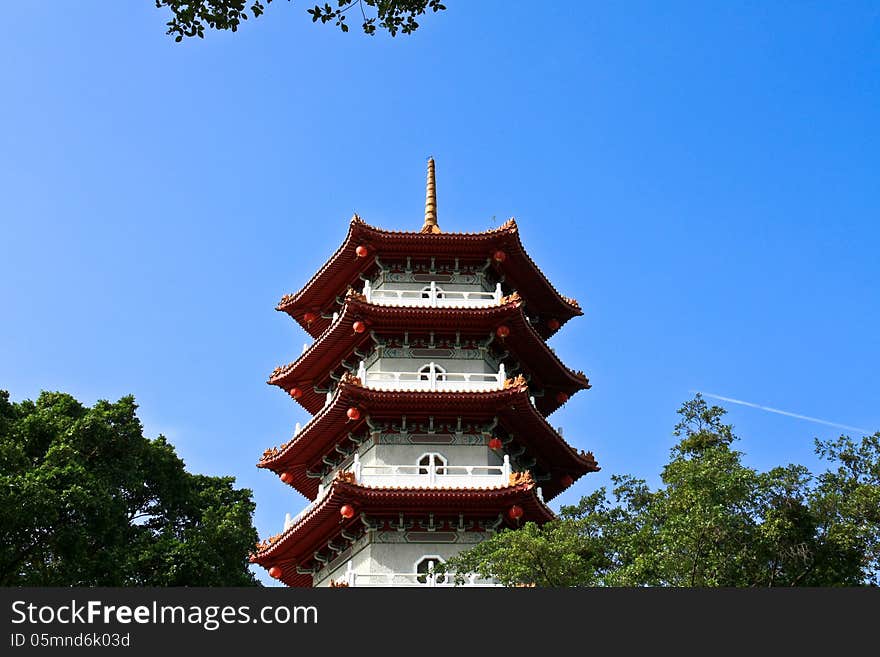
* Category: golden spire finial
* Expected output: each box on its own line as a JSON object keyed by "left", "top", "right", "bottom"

{"left": 421, "top": 157, "right": 440, "bottom": 234}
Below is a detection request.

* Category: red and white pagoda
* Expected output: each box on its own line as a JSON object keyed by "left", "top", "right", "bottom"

{"left": 252, "top": 159, "right": 599, "bottom": 586}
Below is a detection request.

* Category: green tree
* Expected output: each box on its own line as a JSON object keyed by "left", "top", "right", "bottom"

{"left": 0, "top": 390, "right": 259, "bottom": 586}
{"left": 156, "top": 0, "right": 446, "bottom": 42}
{"left": 442, "top": 394, "right": 880, "bottom": 587}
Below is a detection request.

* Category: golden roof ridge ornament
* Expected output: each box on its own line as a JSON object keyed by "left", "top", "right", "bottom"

{"left": 421, "top": 157, "right": 441, "bottom": 234}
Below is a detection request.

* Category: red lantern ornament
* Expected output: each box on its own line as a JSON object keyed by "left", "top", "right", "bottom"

{"left": 268, "top": 566, "right": 283, "bottom": 579}
{"left": 493, "top": 250, "right": 507, "bottom": 263}
{"left": 347, "top": 407, "right": 361, "bottom": 421}
{"left": 547, "top": 318, "right": 561, "bottom": 331}
{"left": 496, "top": 325, "right": 510, "bottom": 339}
{"left": 303, "top": 312, "right": 317, "bottom": 324}
{"left": 560, "top": 474, "right": 574, "bottom": 488}
{"left": 280, "top": 472, "right": 294, "bottom": 484}
{"left": 556, "top": 391, "right": 569, "bottom": 404}
{"left": 288, "top": 387, "right": 303, "bottom": 400}
{"left": 488, "top": 437, "right": 503, "bottom": 450}
{"left": 508, "top": 505, "right": 524, "bottom": 520}
{"left": 355, "top": 245, "right": 369, "bottom": 258}
{"left": 353, "top": 320, "right": 366, "bottom": 334}
{"left": 340, "top": 504, "right": 355, "bottom": 519}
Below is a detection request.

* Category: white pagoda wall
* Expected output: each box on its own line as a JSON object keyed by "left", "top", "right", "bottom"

{"left": 371, "top": 281, "right": 491, "bottom": 293}
{"left": 358, "top": 443, "right": 501, "bottom": 468}
{"left": 313, "top": 531, "right": 489, "bottom": 587}
{"left": 320, "top": 441, "right": 503, "bottom": 491}
{"left": 368, "top": 271, "right": 493, "bottom": 294}
{"left": 369, "top": 357, "right": 495, "bottom": 375}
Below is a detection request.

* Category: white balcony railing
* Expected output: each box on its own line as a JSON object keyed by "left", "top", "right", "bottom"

{"left": 363, "top": 280, "right": 503, "bottom": 309}
{"left": 347, "top": 572, "right": 501, "bottom": 587}
{"left": 352, "top": 453, "right": 511, "bottom": 489}
{"left": 294, "top": 454, "right": 512, "bottom": 533}
{"left": 357, "top": 361, "right": 506, "bottom": 393}
{"left": 336, "top": 562, "right": 501, "bottom": 587}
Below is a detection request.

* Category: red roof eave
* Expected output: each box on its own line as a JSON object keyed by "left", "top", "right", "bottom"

{"left": 257, "top": 378, "right": 598, "bottom": 501}
{"left": 268, "top": 296, "right": 591, "bottom": 416}
{"left": 251, "top": 478, "right": 553, "bottom": 586}
{"left": 275, "top": 217, "right": 581, "bottom": 338}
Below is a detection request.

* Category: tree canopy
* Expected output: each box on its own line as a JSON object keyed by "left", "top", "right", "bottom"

{"left": 156, "top": 0, "right": 446, "bottom": 41}
{"left": 442, "top": 395, "right": 880, "bottom": 587}
{"left": 0, "top": 390, "right": 259, "bottom": 586}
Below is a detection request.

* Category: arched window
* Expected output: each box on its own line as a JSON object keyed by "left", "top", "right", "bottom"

{"left": 418, "top": 362, "right": 447, "bottom": 382}
{"left": 420, "top": 285, "right": 445, "bottom": 300}
{"left": 415, "top": 555, "right": 447, "bottom": 585}
{"left": 418, "top": 452, "right": 447, "bottom": 476}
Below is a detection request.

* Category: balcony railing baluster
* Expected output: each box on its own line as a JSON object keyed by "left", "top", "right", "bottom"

{"left": 361, "top": 282, "right": 506, "bottom": 309}
{"left": 359, "top": 362, "right": 506, "bottom": 393}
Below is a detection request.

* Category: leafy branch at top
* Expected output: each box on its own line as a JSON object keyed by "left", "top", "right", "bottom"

{"left": 156, "top": 0, "right": 447, "bottom": 41}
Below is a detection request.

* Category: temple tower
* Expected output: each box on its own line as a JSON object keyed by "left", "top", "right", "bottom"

{"left": 252, "top": 159, "right": 599, "bottom": 586}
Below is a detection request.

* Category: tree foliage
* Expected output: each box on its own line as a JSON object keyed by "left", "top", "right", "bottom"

{"left": 442, "top": 394, "right": 880, "bottom": 587}
{"left": 156, "top": 0, "right": 446, "bottom": 41}
{"left": 0, "top": 390, "right": 259, "bottom": 586}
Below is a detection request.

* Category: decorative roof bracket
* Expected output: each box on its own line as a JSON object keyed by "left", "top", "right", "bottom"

{"left": 360, "top": 513, "right": 381, "bottom": 531}
{"left": 340, "top": 528, "right": 359, "bottom": 543}
{"left": 391, "top": 512, "right": 414, "bottom": 532}
{"left": 390, "top": 415, "right": 408, "bottom": 435}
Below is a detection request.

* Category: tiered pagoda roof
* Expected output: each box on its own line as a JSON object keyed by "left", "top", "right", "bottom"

{"left": 251, "top": 471, "right": 553, "bottom": 587}
{"left": 276, "top": 215, "right": 582, "bottom": 340}
{"left": 258, "top": 374, "right": 599, "bottom": 502}
{"left": 268, "top": 292, "right": 591, "bottom": 416}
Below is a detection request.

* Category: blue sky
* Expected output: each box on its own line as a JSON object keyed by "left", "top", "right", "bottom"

{"left": 1, "top": 3, "right": 878, "bottom": 585}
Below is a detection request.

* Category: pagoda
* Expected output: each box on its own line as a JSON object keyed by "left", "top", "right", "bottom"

{"left": 252, "top": 159, "right": 599, "bottom": 587}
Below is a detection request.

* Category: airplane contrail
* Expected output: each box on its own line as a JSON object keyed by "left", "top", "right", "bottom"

{"left": 690, "top": 391, "right": 871, "bottom": 434}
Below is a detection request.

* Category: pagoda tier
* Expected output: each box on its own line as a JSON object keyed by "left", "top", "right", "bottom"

{"left": 268, "top": 293, "right": 591, "bottom": 416}
{"left": 251, "top": 472, "right": 552, "bottom": 587}
{"left": 257, "top": 375, "right": 599, "bottom": 502}
{"left": 276, "top": 215, "right": 582, "bottom": 340}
